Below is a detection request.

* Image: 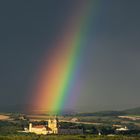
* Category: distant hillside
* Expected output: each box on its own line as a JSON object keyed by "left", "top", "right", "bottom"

{"left": 93, "top": 107, "right": 140, "bottom": 116}
{"left": 92, "top": 110, "right": 126, "bottom": 116}
{"left": 76, "top": 111, "right": 126, "bottom": 117}
{"left": 76, "top": 107, "right": 140, "bottom": 117}
{"left": 124, "top": 107, "right": 140, "bottom": 115}
{"left": 0, "top": 106, "right": 140, "bottom": 116}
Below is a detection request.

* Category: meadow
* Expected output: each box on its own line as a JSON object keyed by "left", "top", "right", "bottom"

{"left": 0, "top": 135, "right": 140, "bottom": 140}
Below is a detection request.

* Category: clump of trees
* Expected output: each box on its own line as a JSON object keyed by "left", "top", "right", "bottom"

{"left": 0, "top": 120, "right": 29, "bottom": 135}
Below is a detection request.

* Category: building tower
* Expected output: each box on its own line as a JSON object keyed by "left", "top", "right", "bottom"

{"left": 48, "top": 117, "right": 58, "bottom": 134}
{"left": 29, "top": 123, "right": 32, "bottom": 132}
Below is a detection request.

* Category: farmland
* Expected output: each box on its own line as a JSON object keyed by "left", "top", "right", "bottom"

{"left": 0, "top": 114, "right": 11, "bottom": 121}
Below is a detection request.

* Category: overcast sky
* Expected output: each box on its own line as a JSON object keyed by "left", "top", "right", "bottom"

{"left": 0, "top": 0, "right": 140, "bottom": 112}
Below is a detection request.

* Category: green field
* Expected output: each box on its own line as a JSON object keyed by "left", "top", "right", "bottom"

{"left": 0, "top": 135, "right": 140, "bottom": 140}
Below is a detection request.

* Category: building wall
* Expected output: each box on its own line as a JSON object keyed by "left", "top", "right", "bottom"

{"left": 58, "top": 129, "right": 83, "bottom": 135}
{"left": 29, "top": 123, "right": 48, "bottom": 135}
{"left": 31, "top": 127, "right": 47, "bottom": 135}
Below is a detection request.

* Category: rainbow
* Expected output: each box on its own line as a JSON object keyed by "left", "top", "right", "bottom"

{"left": 29, "top": 1, "right": 99, "bottom": 114}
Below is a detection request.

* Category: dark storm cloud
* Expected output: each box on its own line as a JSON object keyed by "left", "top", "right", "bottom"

{"left": 0, "top": 0, "right": 140, "bottom": 112}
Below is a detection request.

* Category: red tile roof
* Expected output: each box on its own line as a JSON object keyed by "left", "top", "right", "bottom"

{"left": 32, "top": 125, "right": 45, "bottom": 128}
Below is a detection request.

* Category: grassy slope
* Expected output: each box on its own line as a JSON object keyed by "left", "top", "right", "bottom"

{"left": 0, "top": 135, "right": 140, "bottom": 140}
